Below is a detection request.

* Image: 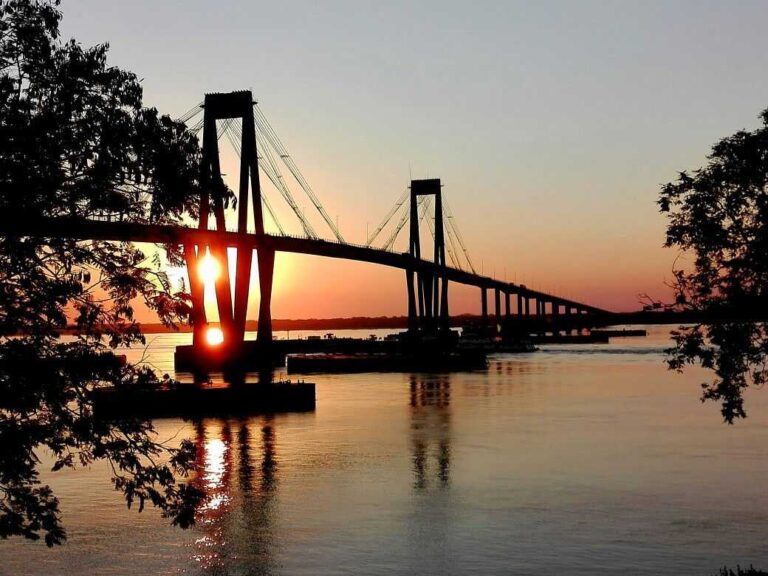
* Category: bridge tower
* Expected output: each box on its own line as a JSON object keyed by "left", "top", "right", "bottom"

{"left": 184, "top": 90, "right": 274, "bottom": 349}
{"left": 407, "top": 178, "right": 449, "bottom": 335}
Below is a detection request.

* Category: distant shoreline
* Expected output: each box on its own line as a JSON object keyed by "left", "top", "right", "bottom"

{"left": 44, "top": 310, "right": 765, "bottom": 335}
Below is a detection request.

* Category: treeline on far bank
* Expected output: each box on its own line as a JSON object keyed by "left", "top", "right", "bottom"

{"left": 39, "top": 309, "right": 767, "bottom": 336}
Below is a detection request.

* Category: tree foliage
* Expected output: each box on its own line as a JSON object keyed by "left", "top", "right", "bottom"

{"left": 0, "top": 0, "right": 213, "bottom": 545}
{"left": 659, "top": 108, "right": 768, "bottom": 423}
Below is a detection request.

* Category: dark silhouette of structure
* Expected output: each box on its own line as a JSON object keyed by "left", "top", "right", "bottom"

{"left": 185, "top": 91, "right": 275, "bottom": 349}
{"left": 410, "top": 375, "right": 451, "bottom": 489}
{"left": 1, "top": 90, "right": 609, "bottom": 367}
{"left": 407, "top": 179, "right": 450, "bottom": 336}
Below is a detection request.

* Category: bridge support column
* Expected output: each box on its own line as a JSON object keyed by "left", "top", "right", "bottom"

{"left": 574, "top": 307, "right": 583, "bottom": 334}
{"left": 406, "top": 268, "right": 417, "bottom": 334}
{"left": 481, "top": 287, "right": 488, "bottom": 331}
{"left": 409, "top": 179, "right": 448, "bottom": 337}
{"left": 233, "top": 245, "right": 253, "bottom": 344}
{"left": 257, "top": 248, "right": 275, "bottom": 345}
{"left": 184, "top": 244, "right": 206, "bottom": 347}
{"left": 537, "top": 299, "right": 545, "bottom": 335}
{"left": 504, "top": 291, "right": 511, "bottom": 337}
{"left": 524, "top": 296, "right": 531, "bottom": 336}
{"left": 420, "top": 271, "right": 434, "bottom": 331}
{"left": 439, "top": 277, "right": 449, "bottom": 333}
{"left": 193, "top": 90, "right": 273, "bottom": 362}
{"left": 552, "top": 302, "right": 560, "bottom": 336}
{"left": 210, "top": 242, "right": 235, "bottom": 344}
{"left": 494, "top": 288, "right": 501, "bottom": 334}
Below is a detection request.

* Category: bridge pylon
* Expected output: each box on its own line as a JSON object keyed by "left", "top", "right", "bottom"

{"left": 407, "top": 179, "right": 450, "bottom": 336}
{"left": 185, "top": 90, "right": 274, "bottom": 350}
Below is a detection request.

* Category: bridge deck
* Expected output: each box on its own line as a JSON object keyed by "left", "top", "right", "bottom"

{"left": 1, "top": 216, "right": 608, "bottom": 314}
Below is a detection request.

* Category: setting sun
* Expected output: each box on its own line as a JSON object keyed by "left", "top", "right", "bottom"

{"left": 205, "top": 326, "right": 224, "bottom": 346}
{"left": 199, "top": 251, "right": 221, "bottom": 284}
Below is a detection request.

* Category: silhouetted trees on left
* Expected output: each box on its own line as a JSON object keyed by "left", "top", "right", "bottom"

{"left": 0, "top": 0, "right": 216, "bottom": 545}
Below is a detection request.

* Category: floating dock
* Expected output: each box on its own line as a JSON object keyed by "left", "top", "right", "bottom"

{"left": 92, "top": 382, "right": 315, "bottom": 418}
{"left": 285, "top": 351, "right": 486, "bottom": 374}
{"left": 590, "top": 328, "right": 647, "bottom": 338}
{"left": 457, "top": 339, "right": 537, "bottom": 353}
{"left": 530, "top": 333, "right": 610, "bottom": 344}
{"left": 174, "top": 338, "right": 399, "bottom": 372}
{"left": 174, "top": 334, "right": 488, "bottom": 374}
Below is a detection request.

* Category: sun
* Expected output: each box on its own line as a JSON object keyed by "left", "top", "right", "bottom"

{"left": 199, "top": 251, "right": 221, "bottom": 284}
{"left": 206, "top": 326, "right": 224, "bottom": 346}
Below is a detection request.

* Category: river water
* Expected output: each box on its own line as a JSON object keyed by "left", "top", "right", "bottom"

{"left": 2, "top": 325, "right": 768, "bottom": 575}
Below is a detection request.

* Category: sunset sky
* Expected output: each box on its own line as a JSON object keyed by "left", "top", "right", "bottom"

{"left": 61, "top": 0, "right": 768, "bottom": 319}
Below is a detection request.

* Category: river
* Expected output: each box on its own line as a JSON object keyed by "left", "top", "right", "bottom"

{"left": 2, "top": 325, "right": 768, "bottom": 575}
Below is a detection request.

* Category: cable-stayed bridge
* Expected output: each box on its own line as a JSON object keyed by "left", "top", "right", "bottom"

{"left": 3, "top": 90, "right": 609, "bottom": 359}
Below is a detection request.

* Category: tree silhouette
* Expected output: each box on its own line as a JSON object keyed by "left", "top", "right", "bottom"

{"left": 659, "top": 108, "right": 768, "bottom": 423}
{"left": 0, "top": 0, "right": 221, "bottom": 544}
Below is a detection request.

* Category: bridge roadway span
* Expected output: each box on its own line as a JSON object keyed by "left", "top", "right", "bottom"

{"left": 3, "top": 216, "right": 607, "bottom": 315}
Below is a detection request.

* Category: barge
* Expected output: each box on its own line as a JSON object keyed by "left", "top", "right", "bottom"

{"left": 286, "top": 351, "right": 486, "bottom": 374}
{"left": 92, "top": 381, "right": 315, "bottom": 418}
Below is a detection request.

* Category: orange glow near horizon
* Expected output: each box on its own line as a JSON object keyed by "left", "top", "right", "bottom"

{"left": 206, "top": 326, "right": 224, "bottom": 346}
{"left": 134, "top": 241, "right": 673, "bottom": 327}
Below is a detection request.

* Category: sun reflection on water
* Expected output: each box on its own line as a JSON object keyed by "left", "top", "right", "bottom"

{"left": 192, "top": 424, "right": 233, "bottom": 569}
{"left": 203, "top": 439, "right": 227, "bottom": 489}
{"left": 189, "top": 418, "right": 281, "bottom": 573}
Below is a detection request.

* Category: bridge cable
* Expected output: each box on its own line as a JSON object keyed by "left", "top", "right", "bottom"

{"left": 380, "top": 200, "right": 413, "bottom": 252}
{"left": 222, "top": 121, "right": 287, "bottom": 236}
{"left": 421, "top": 198, "right": 462, "bottom": 269}
{"left": 228, "top": 120, "right": 318, "bottom": 238}
{"left": 188, "top": 118, "right": 204, "bottom": 135}
{"left": 175, "top": 101, "right": 203, "bottom": 124}
{"left": 259, "top": 190, "right": 287, "bottom": 236}
{"left": 216, "top": 118, "right": 233, "bottom": 141}
{"left": 439, "top": 202, "right": 466, "bottom": 271}
{"left": 381, "top": 196, "right": 427, "bottom": 252}
{"left": 424, "top": 198, "right": 461, "bottom": 269}
{"left": 415, "top": 196, "right": 462, "bottom": 268}
{"left": 412, "top": 195, "right": 466, "bottom": 270}
{"left": 365, "top": 188, "right": 409, "bottom": 246}
{"left": 416, "top": 196, "right": 434, "bottom": 260}
{"left": 253, "top": 105, "right": 340, "bottom": 241}
{"left": 253, "top": 104, "right": 345, "bottom": 243}
{"left": 252, "top": 129, "right": 318, "bottom": 238}
{"left": 446, "top": 216, "right": 467, "bottom": 271}
{"left": 176, "top": 104, "right": 299, "bottom": 238}
{"left": 442, "top": 195, "right": 476, "bottom": 274}
{"left": 416, "top": 196, "right": 440, "bottom": 262}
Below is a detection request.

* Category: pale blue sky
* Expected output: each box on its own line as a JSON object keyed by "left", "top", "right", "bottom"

{"left": 60, "top": 0, "right": 768, "bottom": 314}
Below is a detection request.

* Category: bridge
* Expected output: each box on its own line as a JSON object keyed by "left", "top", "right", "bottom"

{"left": 2, "top": 90, "right": 608, "bottom": 362}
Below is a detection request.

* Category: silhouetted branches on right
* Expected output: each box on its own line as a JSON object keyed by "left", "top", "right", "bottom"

{"left": 715, "top": 566, "right": 768, "bottom": 576}
{"left": 659, "top": 107, "right": 768, "bottom": 423}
